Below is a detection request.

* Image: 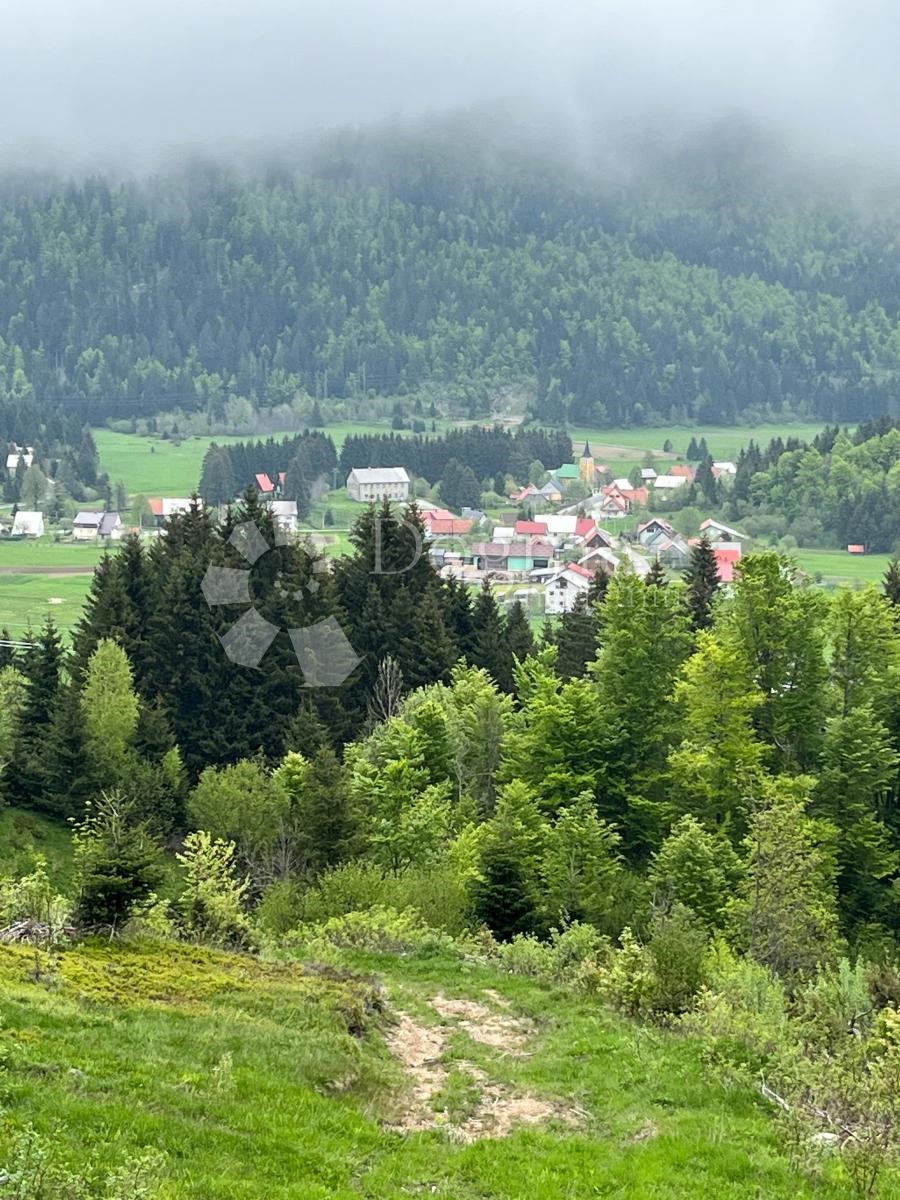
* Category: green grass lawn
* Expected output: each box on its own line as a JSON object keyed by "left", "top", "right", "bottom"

{"left": 0, "top": 573, "right": 92, "bottom": 638}
{"left": 0, "top": 936, "right": 849, "bottom": 1200}
{"left": 793, "top": 548, "right": 893, "bottom": 586}
{"left": 0, "top": 538, "right": 107, "bottom": 568}
{"left": 95, "top": 421, "right": 458, "bottom": 500}
{"left": 566, "top": 422, "right": 828, "bottom": 465}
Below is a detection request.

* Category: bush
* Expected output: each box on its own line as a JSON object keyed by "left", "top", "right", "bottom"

{"left": 596, "top": 906, "right": 709, "bottom": 1020}
{"left": 796, "top": 958, "right": 874, "bottom": 1045}
{"left": 281, "top": 861, "right": 474, "bottom": 937}
{"left": 176, "top": 831, "right": 253, "bottom": 950}
{"left": 285, "top": 906, "right": 458, "bottom": 959}
{"left": 493, "top": 922, "right": 610, "bottom": 989}
{"left": 0, "top": 1119, "right": 166, "bottom": 1199}
{"left": 645, "top": 904, "right": 710, "bottom": 1016}
{"left": 0, "top": 856, "right": 71, "bottom": 944}
{"left": 684, "top": 940, "right": 789, "bottom": 1065}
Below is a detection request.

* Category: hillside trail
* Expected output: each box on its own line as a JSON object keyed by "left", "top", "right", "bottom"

{"left": 385, "top": 988, "right": 583, "bottom": 1142}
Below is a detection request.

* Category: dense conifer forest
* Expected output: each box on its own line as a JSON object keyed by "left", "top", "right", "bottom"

{"left": 3, "top": 124, "right": 900, "bottom": 443}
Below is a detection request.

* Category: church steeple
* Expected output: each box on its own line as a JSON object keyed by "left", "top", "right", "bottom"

{"left": 579, "top": 440, "right": 595, "bottom": 488}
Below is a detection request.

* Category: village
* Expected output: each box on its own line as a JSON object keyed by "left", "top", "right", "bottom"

{"left": 345, "top": 442, "right": 744, "bottom": 613}
{"left": 1, "top": 439, "right": 744, "bottom": 619}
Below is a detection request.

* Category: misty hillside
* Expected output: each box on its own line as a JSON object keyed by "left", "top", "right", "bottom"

{"left": 3, "top": 124, "right": 900, "bottom": 434}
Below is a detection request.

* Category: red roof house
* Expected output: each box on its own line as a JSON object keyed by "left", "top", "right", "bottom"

{"left": 515, "top": 519, "right": 549, "bottom": 536}
{"left": 255, "top": 473, "right": 275, "bottom": 494}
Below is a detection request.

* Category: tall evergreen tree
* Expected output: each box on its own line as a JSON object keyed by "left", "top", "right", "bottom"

{"left": 683, "top": 534, "right": 720, "bottom": 631}
{"left": 469, "top": 582, "right": 513, "bottom": 692}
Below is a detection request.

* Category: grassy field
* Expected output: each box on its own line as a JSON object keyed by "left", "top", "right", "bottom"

{"left": 0, "top": 573, "right": 92, "bottom": 638}
{"left": 568, "top": 422, "right": 828, "bottom": 465}
{"left": 0, "top": 933, "right": 848, "bottom": 1200}
{"left": 94, "top": 422, "right": 457, "bottom": 499}
{"left": 793, "top": 548, "right": 893, "bottom": 586}
{"left": 94, "top": 421, "right": 832, "bottom": 501}
{"left": 0, "top": 538, "right": 107, "bottom": 568}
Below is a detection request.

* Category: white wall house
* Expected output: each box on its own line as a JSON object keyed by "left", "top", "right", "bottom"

{"left": 73, "top": 511, "right": 123, "bottom": 540}
{"left": 346, "top": 467, "right": 411, "bottom": 502}
{"left": 5, "top": 446, "right": 34, "bottom": 476}
{"left": 268, "top": 499, "right": 298, "bottom": 534}
{"left": 11, "top": 511, "right": 44, "bottom": 538}
{"left": 544, "top": 563, "right": 594, "bottom": 615}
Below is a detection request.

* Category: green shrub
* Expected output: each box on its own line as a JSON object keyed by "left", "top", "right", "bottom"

{"left": 0, "top": 1119, "right": 166, "bottom": 1199}
{"left": 285, "top": 906, "right": 458, "bottom": 959}
{"left": 644, "top": 904, "right": 710, "bottom": 1016}
{"left": 0, "top": 856, "right": 71, "bottom": 943}
{"left": 176, "top": 831, "right": 253, "bottom": 950}
{"left": 684, "top": 940, "right": 790, "bottom": 1065}
{"left": 797, "top": 958, "right": 874, "bottom": 1045}
{"left": 280, "top": 861, "right": 474, "bottom": 936}
{"left": 596, "top": 907, "right": 709, "bottom": 1020}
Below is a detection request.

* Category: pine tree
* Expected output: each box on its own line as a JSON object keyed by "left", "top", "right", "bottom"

{"left": 38, "top": 683, "right": 97, "bottom": 819}
{"left": 884, "top": 559, "right": 900, "bottom": 605}
{"left": 554, "top": 592, "right": 600, "bottom": 679}
{"left": 686, "top": 436, "right": 700, "bottom": 461}
{"left": 683, "top": 534, "right": 720, "bottom": 631}
{"left": 11, "top": 618, "right": 63, "bottom": 807}
{"left": 469, "top": 582, "right": 513, "bottom": 691}
{"left": 645, "top": 559, "right": 668, "bottom": 587}
{"left": 471, "top": 840, "right": 541, "bottom": 941}
{"left": 505, "top": 600, "right": 534, "bottom": 664}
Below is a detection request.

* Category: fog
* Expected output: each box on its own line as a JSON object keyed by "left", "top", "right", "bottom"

{"left": 1, "top": 0, "right": 898, "bottom": 172}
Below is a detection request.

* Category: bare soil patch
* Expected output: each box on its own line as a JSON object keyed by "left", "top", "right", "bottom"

{"left": 385, "top": 992, "right": 581, "bottom": 1142}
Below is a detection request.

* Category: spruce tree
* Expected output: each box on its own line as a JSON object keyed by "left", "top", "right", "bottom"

{"left": 471, "top": 840, "right": 541, "bottom": 941}
{"left": 12, "top": 618, "right": 63, "bottom": 807}
{"left": 645, "top": 559, "right": 668, "bottom": 587}
{"left": 505, "top": 600, "right": 534, "bottom": 664}
{"left": 683, "top": 534, "right": 720, "bottom": 630}
{"left": 469, "top": 582, "right": 513, "bottom": 692}
{"left": 554, "top": 592, "right": 600, "bottom": 679}
{"left": 686, "top": 436, "right": 700, "bottom": 461}
{"left": 884, "top": 558, "right": 900, "bottom": 605}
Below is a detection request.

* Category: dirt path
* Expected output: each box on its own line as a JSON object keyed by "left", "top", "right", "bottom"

{"left": 386, "top": 991, "right": 581, "bottom": 1142}
{"left": 0, "top": 566, "right": 96, "bottom": 576}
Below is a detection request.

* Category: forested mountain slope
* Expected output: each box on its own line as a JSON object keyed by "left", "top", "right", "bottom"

{"left": 2, "top": 122, "right": 900, "bottom": 440}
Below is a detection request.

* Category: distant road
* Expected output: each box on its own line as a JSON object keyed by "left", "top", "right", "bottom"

{"left": 0, "top": 566, "right": 96, "bottom": 576}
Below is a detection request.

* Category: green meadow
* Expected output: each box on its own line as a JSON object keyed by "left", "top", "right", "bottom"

{"left": 94, "top": 421, "right": 833, "bottom": 501}
{"left": 0, "top": 573, "right": 92, "bottom": 638}
{"left": 793, "top": 548, "right": 893, "bottom": 586}
{"left": 0, "top": 934, "right": 847, "bottom": 1200}
{"left": 566, "top": 422, "right": 828, "bottom": 465}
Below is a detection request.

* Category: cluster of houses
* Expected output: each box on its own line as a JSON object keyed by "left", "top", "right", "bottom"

{"left": 420, "top": 506, "right": 745, "bottom": 613}
{"left": 539, "top": 517, "right": 744, "bottom": 613}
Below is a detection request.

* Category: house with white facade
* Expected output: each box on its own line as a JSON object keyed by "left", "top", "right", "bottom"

{"left": 346, "top": 468, "right": 411, "bottom": 503}
{"left": 268, "top": 499, "right": 298, "bottom": 534}
{"left": 11, "top": 511, "right": 44, "bottom": 538}
{"left": 544, "top": 562, "right": 594, "bottom": 614}
{"left": 73, "top": 511, "right": 123, "bottom": 541}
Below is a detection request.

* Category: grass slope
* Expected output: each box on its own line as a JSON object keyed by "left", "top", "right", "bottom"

{"left": 0, "top": 808, "right": 76, "bottom": 887}
{"left": 0, "top": 939, "right": 845, "bottom": 1200}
